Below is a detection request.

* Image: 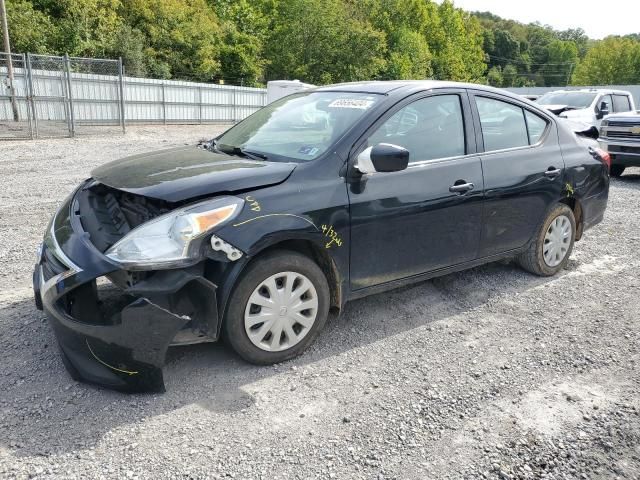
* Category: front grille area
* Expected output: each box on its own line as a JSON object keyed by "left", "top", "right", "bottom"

{"left": 605, "top": 131, "right": 640, "bottom": 140}
{"left": 77, "top": 182, "right": 173, "bottom": 252}
{"left": 607, "top": 120, "right": 640, "bottom": 128}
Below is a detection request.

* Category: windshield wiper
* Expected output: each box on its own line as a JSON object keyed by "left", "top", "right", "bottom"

{"left": 217, "top": 144, "right": 269, "bottom": 161}
{"left": 239, "top": 149, "right": 269, "bottom": 161}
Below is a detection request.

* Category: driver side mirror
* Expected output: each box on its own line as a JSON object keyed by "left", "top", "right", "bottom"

{"left": 597, "top": 101, "right": 609, "bottom": 119}
{"left": 356, "top": 143, "right": 409, "bottom": 174}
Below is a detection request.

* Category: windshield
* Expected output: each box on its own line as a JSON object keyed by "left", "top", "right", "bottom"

{"left": 537, "top": 92, "right": 597, "bottom": 109}
{"left": 216, "top": 91, "right": 382, "bottom": 161}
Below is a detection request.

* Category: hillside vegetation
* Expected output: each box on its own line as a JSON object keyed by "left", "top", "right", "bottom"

{"left": 5, "top": 0, "right": 640, "bottom": 86}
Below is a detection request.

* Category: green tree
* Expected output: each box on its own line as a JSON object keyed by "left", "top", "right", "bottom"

{"left": 356, "top": 0, "right": 434, "bottom": 80}
{"left": 572, "top": 36, "right": 640, "bottom": 85}
{"left": 492, "top": 29, "right": 520, "bottom": 66}
{"left": 264, "top": 0, "right": 387, "bottom": 83}
{"left": 116, "top": 24, "right": 147, "bottom": 77}
{"left": 502, "top": 64, "right": 518, "bottom": 87}
{"left": 121, "top": 0, "right": 223, "bottom": 81}
{"left": 486, "top": 66, "right": 503, "bottom": 86}
{"left": 424, "top": 0, "right": 486, "bottom": 81}
{"left": 9, "top": 0, "right": 637, "bottom": 89}
{"left": 6, "top": 0, "right": 55, "bottom": 53}
{"left": 541, "top": 40, "right": 577, "bottom": 86}
{"left": 386, "top": 27, "right": 433, "bottom": 80}
{"left": 211, "top": 0, "right": 268, "bottom": 85}
{"left": 54, "top": 0, "right": 123, "bottom": 57}
{"left": 558, "top": 28, "right": 588, "bottom": 57}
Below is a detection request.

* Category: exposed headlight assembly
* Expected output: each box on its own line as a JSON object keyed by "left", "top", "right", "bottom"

{"left": 106, "top": 196, "right": 244, "bottom": 269}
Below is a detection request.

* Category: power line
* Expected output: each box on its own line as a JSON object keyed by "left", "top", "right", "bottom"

{"left": 487, "top": 54, "right": 575, "bottom": 66}
{"left": 508, "top": 72, "right": 577, "bottom": 77}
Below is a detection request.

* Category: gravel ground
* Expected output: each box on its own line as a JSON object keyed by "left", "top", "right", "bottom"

{"left": 0, "top": 126, "right": 639, "bottom": 480}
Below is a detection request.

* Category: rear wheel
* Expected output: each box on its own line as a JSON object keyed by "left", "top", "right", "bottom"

{"left": 517, "top": 204, "right": 576, "bottom": 276}
{"left": 610, "top": 165, "right": 625, "bottom": 177}
{"left": 223, "top": 250, "right": 330, "bottom": 364}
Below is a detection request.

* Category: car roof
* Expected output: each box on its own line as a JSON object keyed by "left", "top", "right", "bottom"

{"left": 313, "top": 80, "right": 522, "bottom": 97}
{"left": 542, "top": 88, "right": 632, "bottom": 96}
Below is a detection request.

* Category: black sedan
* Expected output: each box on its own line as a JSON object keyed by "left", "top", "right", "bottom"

{"left": 33, "top": 81, "right": 610, "bottom": 392}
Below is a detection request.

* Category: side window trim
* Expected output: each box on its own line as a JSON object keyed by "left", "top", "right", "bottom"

{"left": 522, "top": 108, "right": 532, "bottom": 146}
{"left": 349, "top": 89, "right": 478, "bottom": 167}
{"left": 468, "top": 90, "right": 552, "bottom": 154}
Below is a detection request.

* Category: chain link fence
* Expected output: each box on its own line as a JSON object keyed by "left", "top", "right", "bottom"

{"left": 1, "top": 52, "right": 268, "bottom": 141}
{"left": 0, "top": 53, "right": 31, "bottom": 139}
{"left": 0, "top": 53, "right": 123, "bottom": 139}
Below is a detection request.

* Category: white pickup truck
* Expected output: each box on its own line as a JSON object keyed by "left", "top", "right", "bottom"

{"left": 537, "top": 89, "right": 635, "bottom": 128}
{"left": 599, "top": 111, "right": 640, "bottom": 177}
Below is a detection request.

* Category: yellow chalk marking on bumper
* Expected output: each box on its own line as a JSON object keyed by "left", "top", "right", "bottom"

{"left": 86, "top": 339, "right": 139, "bottom": 376}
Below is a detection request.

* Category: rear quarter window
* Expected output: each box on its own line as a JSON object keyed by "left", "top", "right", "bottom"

{"left": 524, "top": 110, "right": 549, "bottom": 144}
{"left": 475, "top": 97, "right": 529, "bottom": 151}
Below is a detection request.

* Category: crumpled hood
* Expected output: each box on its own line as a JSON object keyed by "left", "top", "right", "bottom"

{"left": 542, "top": 104, "right": 584, "bottom": 115}
{"left": 91, "top": 145, "right": 297, "bottom": 203}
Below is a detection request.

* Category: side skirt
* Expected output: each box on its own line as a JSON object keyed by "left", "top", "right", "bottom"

{"left": 347, "top": 247, "right": 525, "bottom": 302}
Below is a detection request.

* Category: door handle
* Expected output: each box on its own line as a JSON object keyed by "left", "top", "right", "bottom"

{"left": 449, "top": 181, "right": 474, "bottom": 193}
{"left": 544, "top": 167, "right": 562, "bottom": 179}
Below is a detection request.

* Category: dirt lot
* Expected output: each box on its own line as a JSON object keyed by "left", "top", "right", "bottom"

{"left": 0, "top": 126, "right": 639, "bottom": 479}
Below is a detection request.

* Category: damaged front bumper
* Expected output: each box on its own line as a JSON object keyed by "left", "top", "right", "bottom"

{"left": 33, "top": 186, "right": 221, "bottom": 393}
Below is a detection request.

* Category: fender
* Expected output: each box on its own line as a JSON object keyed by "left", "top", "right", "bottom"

{"left": 211, "top": 206, "right": 350, "bottom": 334}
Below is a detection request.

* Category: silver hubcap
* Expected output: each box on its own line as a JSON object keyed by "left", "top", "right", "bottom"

{"left": 244, "top": 271, "right": 318, "bottom": 352}
{"left": 543, "top": 215, "right": 572, "bottom": 267}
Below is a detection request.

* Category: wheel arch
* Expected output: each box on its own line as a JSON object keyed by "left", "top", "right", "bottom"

{"left": 256, "top": 239, "right": 343, "bottom": 313}
{"left": 559, "top": 196, "right": 584, "bottom": 241}
{"left": 211, "top": 237, "right": 344, "bottom": 336}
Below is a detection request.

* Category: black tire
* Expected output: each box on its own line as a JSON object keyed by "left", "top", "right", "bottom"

{"left": 610, "top": 165, "right": 625, "bottom": 177}
{"left": 517, "top": 203, "right": 576, "bottom": 277}
{"left": 223, "top": 250, "right": 330, "bottom": 365}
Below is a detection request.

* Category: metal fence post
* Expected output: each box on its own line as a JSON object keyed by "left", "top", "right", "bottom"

{"left": 63, "top": 54, "right": 75, "bottom": 137}
{"left": 25, "top": 52, "right": 37, "bottom": 138}
{"left": 161, "top": 82, "right": 166, "bottom": 125}
{"left": 21, "top": 53, "right": 34, "bottom": 139}
{"left": 198, "top": 86, "right": 202, "bottom": 124}
{"left": 232, "top": 88, "right": 237, "bottom": 123}
{"left": 117, "top": 57, "right": 126, "bottom": 133}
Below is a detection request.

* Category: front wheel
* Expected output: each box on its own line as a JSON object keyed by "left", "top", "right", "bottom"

{"left": 517, "top": 204, "right": 576, "bottom": 276}
{"left": 610, "top": 165, "right": 625, "bottom": 177}
{"left": 223, "top": 250, "right": 330, "bottom": 365}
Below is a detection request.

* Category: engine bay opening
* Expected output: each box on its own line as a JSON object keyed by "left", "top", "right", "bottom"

{"left": 76, "top": 182, "right": 175, "bottom": 252}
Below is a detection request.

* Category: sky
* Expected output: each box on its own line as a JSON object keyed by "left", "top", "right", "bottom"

{"left": 446, "top": 0, "right": 640, "bottom": 39}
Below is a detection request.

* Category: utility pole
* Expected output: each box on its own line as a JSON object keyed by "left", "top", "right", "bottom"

{"left": 0, "top": 0, "right": 19, "bottom": 121}
{"left": 565, "top": 63, "right": 575, "bottom": 87}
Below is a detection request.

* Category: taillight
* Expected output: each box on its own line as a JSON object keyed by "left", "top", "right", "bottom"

{"left": 590, "top": 146, "right": 611, "bottom": 171}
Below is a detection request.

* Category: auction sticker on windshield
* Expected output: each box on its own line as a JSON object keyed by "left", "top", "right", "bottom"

{"left": 299, "top": 146, "right": 320, "bottom": 156}
{"left": 328, "top": 99, "right": 375, "bottom": 109}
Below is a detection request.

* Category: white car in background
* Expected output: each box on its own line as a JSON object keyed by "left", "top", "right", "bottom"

{"left": 537, "top": 89, "right": 635, "bottom": 127}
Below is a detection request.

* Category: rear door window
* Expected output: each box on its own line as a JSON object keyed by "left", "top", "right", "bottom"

{"left": 613, "top": 95, "right": 632, "bottom": 112}
{"left": 475, "top": 97, "right": 529, "bottom": 151}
